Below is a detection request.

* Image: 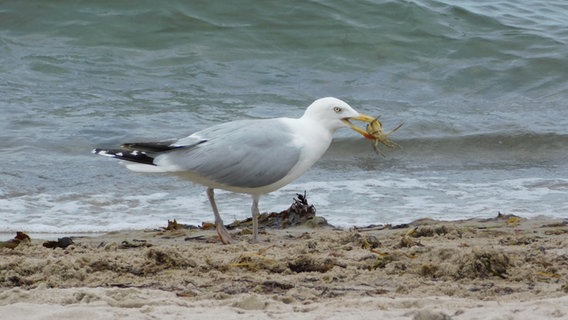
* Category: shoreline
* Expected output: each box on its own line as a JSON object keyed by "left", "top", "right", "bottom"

{"left": 1, "top": 215, "right": 567, "bottom": 319}
{"left": 1, "top": 212, "right": 562, "bottom": 241}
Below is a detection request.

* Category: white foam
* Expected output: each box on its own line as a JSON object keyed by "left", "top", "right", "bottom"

{"left": 1, "top": 176, "right": 566, "bottom": 234}
{"left": 0, "top": 191, "right": 213, "bottom": 234}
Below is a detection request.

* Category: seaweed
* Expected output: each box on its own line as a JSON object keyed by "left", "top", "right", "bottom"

{"left": 0, "top": 232, "right": 31, "bottom": 250}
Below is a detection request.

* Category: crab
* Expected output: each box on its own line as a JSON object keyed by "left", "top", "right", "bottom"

{"left": 366, "top": 116, "right": 403, "bottom": 155}
{"left": 344, "top": 115, "right": 403, "bottom": 156}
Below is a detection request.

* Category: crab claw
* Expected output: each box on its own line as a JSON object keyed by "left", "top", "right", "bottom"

{"left": 341, "top": 113, "right": 376, "bottom": 139}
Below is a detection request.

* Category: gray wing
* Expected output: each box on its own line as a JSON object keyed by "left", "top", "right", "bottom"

{"left": 155, "top": 119, "right": 302, "bottom": 188}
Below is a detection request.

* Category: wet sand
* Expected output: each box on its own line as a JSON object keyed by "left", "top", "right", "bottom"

{"left": 1, "top": 214, "right": 567, "bottom": 319}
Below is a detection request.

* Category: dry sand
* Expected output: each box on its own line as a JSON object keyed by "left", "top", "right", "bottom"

{"left": 1, "top": 214, "right": 568, "bottom": 319}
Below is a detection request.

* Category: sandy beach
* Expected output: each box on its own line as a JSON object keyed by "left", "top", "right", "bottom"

{"left": 1, "top": 214, "right": 567, "bottom": 319}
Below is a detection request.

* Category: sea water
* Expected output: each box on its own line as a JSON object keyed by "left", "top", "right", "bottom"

{"left": 1, "top": 0, "right": 567, "bottom": 235}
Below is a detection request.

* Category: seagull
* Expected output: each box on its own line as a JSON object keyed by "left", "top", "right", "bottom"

{"left": 93, "top": 97, "right": 375, "bottom": 244}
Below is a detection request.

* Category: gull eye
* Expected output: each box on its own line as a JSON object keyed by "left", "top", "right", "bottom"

{"left": 333, "top": 106, "right": 342, "bottom": 113}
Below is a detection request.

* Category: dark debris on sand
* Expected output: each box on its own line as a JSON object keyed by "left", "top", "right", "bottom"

{"left": 227, "top": 192, "right": 331, "bottom": 231}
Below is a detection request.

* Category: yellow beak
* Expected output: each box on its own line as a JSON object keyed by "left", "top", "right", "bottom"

{"left": 341, "top": 113, "right": 376, "bottom": 138}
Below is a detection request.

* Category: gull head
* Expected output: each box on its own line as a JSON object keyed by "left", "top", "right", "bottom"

{"left": 302, "top": 97, "right": 375, "bottom": 134}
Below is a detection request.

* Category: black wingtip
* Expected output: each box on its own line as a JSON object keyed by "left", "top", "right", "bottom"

{"left": 121, "top": 141, "right": 180, "bottom": 152}
{"left": 92, "top": 148, "right": 156, "bottom": 165}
